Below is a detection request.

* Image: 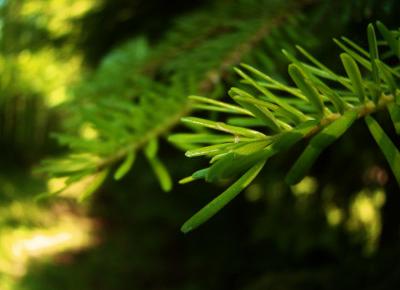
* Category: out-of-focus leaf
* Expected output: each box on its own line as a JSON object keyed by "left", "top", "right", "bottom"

{"left": 114, "top": 151, "right": 136, "bottom": 180}
{"left": 145, "top": 139, "right": 172, "bottom": 192}
{"left": 79, "top": 169, "right": 110, "bottom": 202}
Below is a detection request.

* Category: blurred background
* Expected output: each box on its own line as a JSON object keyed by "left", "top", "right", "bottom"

{"left": 1, "top": 0, "right": 400, "bottom": 289}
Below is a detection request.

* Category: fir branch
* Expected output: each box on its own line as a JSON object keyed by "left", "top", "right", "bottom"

{"left": 174, "top": 22, "right": 400, "bottom": 233}
{"left": 38, "top": 0, "right": 315, "bottom": 198}
{"left": 36, "top": 0, "right": 400, "bottom": 205}
{"left": 96, "top": 0, "right": 313, "bottom": 170}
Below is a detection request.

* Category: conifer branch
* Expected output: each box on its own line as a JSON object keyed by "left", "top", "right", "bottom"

{"left": 173, "top": 22, "right": 400, "bottom": 233}
{"left": 38, "top": 0, "right": 316, "bottom": 198}
{"left": 96, "top": 0, "right": 315, "bottom": 171}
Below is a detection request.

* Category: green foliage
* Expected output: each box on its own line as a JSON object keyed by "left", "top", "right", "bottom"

{"left": 37, "top": 0, "right": 312, "bottom": 197}
{"left": 3, "top": 1, "right": 400, "bottom": 289}
{"left": 8, "top": 0, "right": 398, "bottom": 234}
{"left": 172, "top": 22, "right": 400, "bottom": 232}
